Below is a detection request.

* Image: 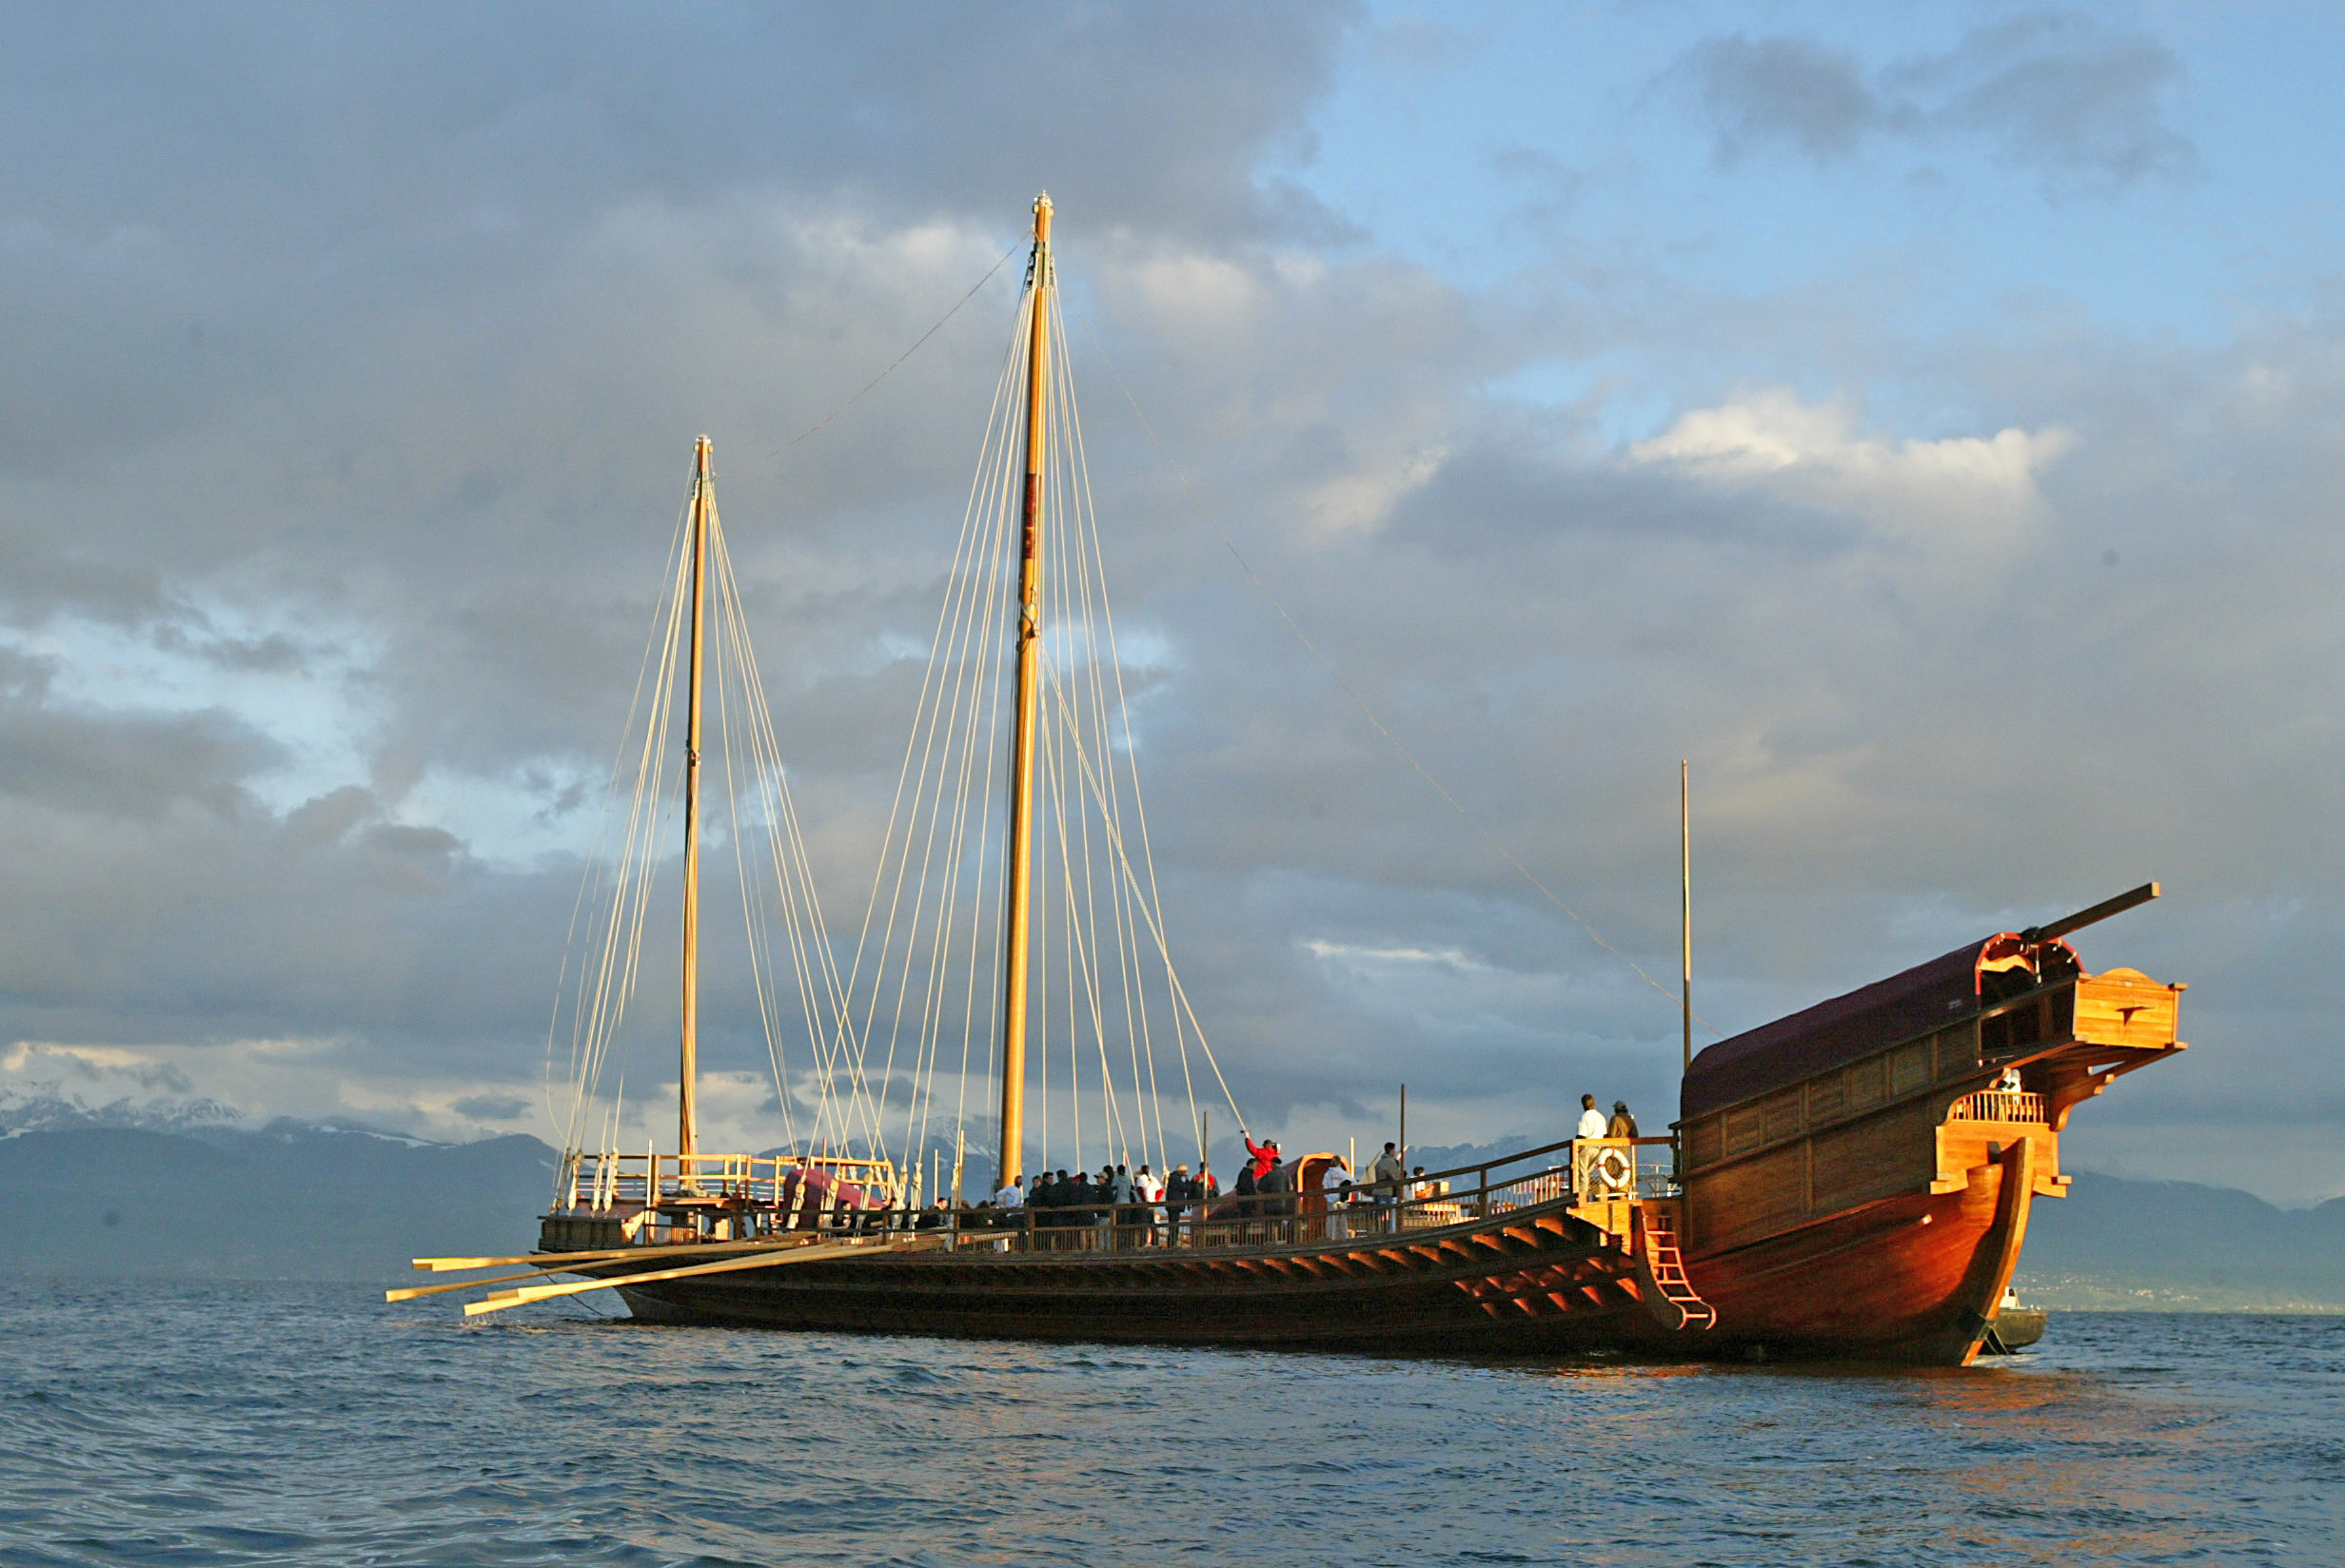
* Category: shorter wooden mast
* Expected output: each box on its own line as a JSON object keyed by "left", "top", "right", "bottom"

{"left": 1681, "top": 760, "right": 1692, "bottom": 1073}
{"left": 679, "top": 436, "right": 713, "bottom": 1169}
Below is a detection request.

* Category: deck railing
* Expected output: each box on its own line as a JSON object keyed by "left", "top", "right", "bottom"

{"left": 552, "top": 1136, "right": 1680, "bottom": 1255}
{"left": 1571, "top": 1136, "right": 1675, "bottom": 1201}
{"left": 559, "top": 1150, "right": 899, "bottom": 1217}
{"left": 1945, "top": 1090, "right": 2048, "bottom": 1124}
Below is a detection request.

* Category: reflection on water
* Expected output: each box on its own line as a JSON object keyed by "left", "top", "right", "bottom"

{"left": 2, "top": 1281, "right": 2336, "bottom": 1566}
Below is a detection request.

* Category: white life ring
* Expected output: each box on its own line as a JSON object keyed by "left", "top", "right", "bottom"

{"left": 1589, "top": 1146, "right": 1634, "bottom": 1191}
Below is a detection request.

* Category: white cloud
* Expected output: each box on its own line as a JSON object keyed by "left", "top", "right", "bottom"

{"left": 1307, "top": 939, "right": 1490, "bottom": 968}
{"left": 1629, "top": 386, "right": 2074, "bottom": 564}
{"left": 1301, "top": 441, "right": 1449, "bottom": 535}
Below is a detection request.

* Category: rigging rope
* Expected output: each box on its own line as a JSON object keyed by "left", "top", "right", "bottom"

{"left": 557, "top": 250, "right": 1282, "bottom": 1191}
{"left": 1068, "top": 303, "right": 1722, "bottom": 1038}
{"left": 725, "top": 244, "right": 1019, "bottom": 477}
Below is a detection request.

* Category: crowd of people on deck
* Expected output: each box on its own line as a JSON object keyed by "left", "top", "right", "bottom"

{"left": 874, "top": 1093, "right": 1645, "bottom": 1243}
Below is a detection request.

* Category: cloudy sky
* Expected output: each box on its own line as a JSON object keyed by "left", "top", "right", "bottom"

{"left": 4, "top": 2, "right": 2341, "bottom": 1202}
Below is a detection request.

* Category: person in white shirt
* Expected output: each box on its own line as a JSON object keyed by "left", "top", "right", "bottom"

{"left": 1575, "top": 1093, "right": 1606, "bottom": 1142}
{"left": 1575, "top": 1093, "right": 1622, "bottom": 1198}
{"left": 1319, "top": 1158, "right": 1352, "bottom": 1241}
{"left": 1575, "top": 1093, "right": 1606, "bottom": 1197}
{"left": 1133, "top": 1164, "right": 1165, "bottom": 1245}
{"left": 994, "top": 1174, "right": 1024, "bottom": 1208}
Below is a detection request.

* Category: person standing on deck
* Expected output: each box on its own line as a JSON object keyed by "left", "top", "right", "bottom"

{"left": 1320, "top": 1158, "right": 1352, "bottom": 1242}
{"left": 990, "top": 1172, "right": 1024, "bottom": 1247}
{"left": 1370, "top": 1142, "right": 1406, "bottom": 1232}
{"left": 1134, "top": 1164, "right": 1165, "bottom": 1245}
{"left": 1110, "top": 1164, "right": 1137, "bottom": 1248}
{"left": 1164, "top": 1164, "right": 1193, "bottom": 1245}
{"left": 1100, "top": 1166, "right": 1124, "bottom": 1245}
{"left": 1369, "top": 1144, "right": 1397, "bottom": 1227}
{"left": 1603, "top": 1102, "right": 1641, "bottom": 1198}
{"left": 1260, "top": 1153, "right": 1294, "bottom": 1225}
{"left": 1243, "top": 1133, "right": 1280, "bottom": 1182}
{"left": 1576, "top": 1093, "right": 1606, "bottom": 1142}
{"left": 1575, "top": 1093, "right": 1611, "bottom": 1199}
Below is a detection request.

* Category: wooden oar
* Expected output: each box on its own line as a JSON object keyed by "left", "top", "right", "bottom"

{"left": 463, "top": 1234, "right": 941, "bottom": 1318}
{"left": 412, "top": 1233, "right": 841, "bottom": 1273}
{"left": 415, "top": 1245, "right": 655, "bottom": 1272}
{"left": 387, "top": 1269, "right": 546, "bottom": 1303}
{"left": 394, "top": 1232, "right": 857, "bottom": 1302}
{"left": 401, "top": 1233, "right": 867, "bottom": 1301}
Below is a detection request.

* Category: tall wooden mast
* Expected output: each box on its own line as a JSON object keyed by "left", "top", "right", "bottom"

{"left": 996, "top": 193, "right": 1053, "bottom": 1190}
{"left": 679, "top": 435, "right": 713, "bottom": 1166}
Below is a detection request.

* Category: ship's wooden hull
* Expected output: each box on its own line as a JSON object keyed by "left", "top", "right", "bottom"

{"left": 1685, "top": 1138, "right": 2038, "bottom": 1364}
{"left": 601, "top": 1201, "right": 1660, "bottom": 1356}
{"left": 568, "top": 1149, "right": 2036, "bottom": 1365}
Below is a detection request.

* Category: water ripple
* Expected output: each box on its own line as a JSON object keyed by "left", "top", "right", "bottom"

{"left": 1, "top": 1282, "right": 2338, "bottom": 1565}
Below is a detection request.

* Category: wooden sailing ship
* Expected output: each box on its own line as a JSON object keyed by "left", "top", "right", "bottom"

{"left": 401, "top": 197, "right": 2186, "bottom": 1365}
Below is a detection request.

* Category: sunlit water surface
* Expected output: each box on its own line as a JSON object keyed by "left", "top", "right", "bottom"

{"left": 3, "top": 1281, "right": 2338, "bottom": 1565}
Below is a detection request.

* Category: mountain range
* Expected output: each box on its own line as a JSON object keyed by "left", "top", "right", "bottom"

{"left": 0, "top": 1098, "right": 554, "bottom": 1281}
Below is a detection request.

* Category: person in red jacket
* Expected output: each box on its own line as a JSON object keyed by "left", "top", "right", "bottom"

{"left": 1243, "top": 1133, "right": 1279, "bottom": 1183}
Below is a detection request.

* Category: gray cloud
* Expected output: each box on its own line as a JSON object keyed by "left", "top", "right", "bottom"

{"left": 1670, "top": 36, "right": 1881, "bottom": 166}
{"left": 1666, "top": 11, "right": 2196, "bottom": 193}
{"left": 1892, "top": 13, "right": 2197, "bottom": 189}
{"left": 450, "top": 1093, "right": 529, "bottom": 1121}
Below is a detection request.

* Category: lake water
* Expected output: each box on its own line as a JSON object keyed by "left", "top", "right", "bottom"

{"left": 3, "top": 1281, "right": 2338, "bottom": 1565}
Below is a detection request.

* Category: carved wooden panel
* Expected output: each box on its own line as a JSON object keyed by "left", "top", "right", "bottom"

{"left": 1807, "top": 1072, "right": 1847, "bottom": 1126}
{"left": 2074, "top": 968, "right": 2180, "bottom": 1049}
{"left": 1724, "top": 1105, "right": 1764, "bottom": 1157}
{"left": 1847, "top": 1055, "right": 1885, "bottom": 1110}
{"left": 1889, "top": 1041, "right": 1932, "bottom": 1098}
{"left": 1810, "top": 1102, "right": 1932, "bottom": 1214}
{"left": 1763, "top": 1088, "right": 1804, "bottom": 1143}
{"left": 1934, "top": 1023, "right": 1979, "bottom": 1081}
{"left": 1686, "top": 1144, "right": 1808, "bottom": 1252}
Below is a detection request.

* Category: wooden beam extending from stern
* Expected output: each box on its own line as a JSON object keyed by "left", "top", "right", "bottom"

{"left": 2021, "top": 881, "right": 2158, "bottom": 945}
